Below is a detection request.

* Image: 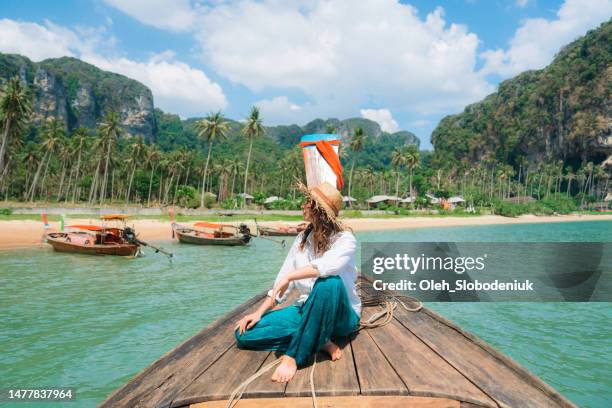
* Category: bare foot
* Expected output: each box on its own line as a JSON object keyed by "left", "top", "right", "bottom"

{"left": 271, "top": 355, "right": 297, "bottom": 383}
{"left": 321, "top": 341, "right": 342, "bottom": 361}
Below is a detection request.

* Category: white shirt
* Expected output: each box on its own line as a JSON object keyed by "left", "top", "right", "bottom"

{"left": 267, "top": 230, "right": 362, "bottom": 316}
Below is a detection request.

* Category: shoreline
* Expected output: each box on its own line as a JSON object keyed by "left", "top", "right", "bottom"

{"left": 0, "top": 214, "right": 609, "bottom": 251}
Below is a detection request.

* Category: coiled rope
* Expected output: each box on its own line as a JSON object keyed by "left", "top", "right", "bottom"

{"left": 224, "top": 278, "right": 422, "bottom": 408}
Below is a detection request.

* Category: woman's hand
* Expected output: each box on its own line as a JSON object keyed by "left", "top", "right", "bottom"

{"left": 272, "top": 276, "right": 290, "bottom": 300}
{"left": 236, "top": 312, "right": 262, "bottom": 335}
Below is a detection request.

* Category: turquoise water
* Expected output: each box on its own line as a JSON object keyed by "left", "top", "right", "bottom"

{"left": 0, "top": 220, "right": 610, "bottom": 407}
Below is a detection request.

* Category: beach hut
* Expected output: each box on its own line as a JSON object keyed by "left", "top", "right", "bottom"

{"left": 425, "top": 194, "right": 439, "bottom": 204}
{"left": 447, "top": 196, "right": 466, "bottom": 209}
{"left": 399, "top": 196, "right": 415, "bottom": 207}
{"left": 591, "top": 202, "right": 610, "bottom": 212}
{"left": 448, "top": 196, "right": 465, "bottom": 204}
{"left": 343, "top": 196, "right": 357, "bottom": 203}
{"left": 366, "top": 195, "right": 400, "bottom": 209}
{"left": 263, "top": 196, "right": 280, "bottom": 209}
{"left": 237, "top": 193, "right": 254, "bottom": 205}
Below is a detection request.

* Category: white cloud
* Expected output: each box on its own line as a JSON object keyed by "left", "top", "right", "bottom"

{"left": 481, "top": 0, "right": 612, "bottom": 76}
{"left": 194, "top": 0, "right": 494, "bottom": 123}
{"left": 0, "top": 19, "right": 227, "bottom": 117}
{"left": 83, "top": 53, "right": 227, "bottom": 116}
{"left": 360, "top": 108, "right": 399, "bottom": 133}
{"left": 103, "top": 0, "right": 197, "bottom": 31}
{"left": 255, "top": 96, "right": 310, "bottom": 125}
{"left": 0, "top": 18, "right": 80, "bottom": 60}
{"left": 516, "top": 0, "right": 529, "bottom": 8}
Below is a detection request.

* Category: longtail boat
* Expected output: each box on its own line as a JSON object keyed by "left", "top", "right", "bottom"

{"left": 45, "top": 215, "right": 139, "bottom": 256}
{"left": 257, "top": 223, "right": 307, "bottom": 237}
{"left": 100, "top": 278, "right": 576, "bottom": 408}
{"left": 172, "top": 221, "right": 251, "bottom": 246}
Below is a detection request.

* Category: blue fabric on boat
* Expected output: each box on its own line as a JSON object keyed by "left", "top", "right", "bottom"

{"left": 235, "top": 276, "right": 360, "bottom": 366}
{"left": 300, "top": 133, "right": 339, "bottom": 144}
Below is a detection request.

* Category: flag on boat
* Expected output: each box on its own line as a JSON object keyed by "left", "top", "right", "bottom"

{"left": 300, "top": 134, "right": 344, "bottom": 189}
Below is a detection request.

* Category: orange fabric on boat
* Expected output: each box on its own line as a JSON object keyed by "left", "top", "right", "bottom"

{"left": 299, "top": 139, "right": 344, "bottom": 189}
{"left": 194, "top": 221, "right": 223, "bottom": 229}
{"left": 67, "top": 225, "right": 103, "bottom": 231}
{"left": 100, "top": 214, "right": 129, "bottom": 220}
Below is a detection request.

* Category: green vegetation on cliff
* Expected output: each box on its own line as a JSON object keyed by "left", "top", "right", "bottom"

{"left": 432, "top": 20, "right": 611, "bottom": 170}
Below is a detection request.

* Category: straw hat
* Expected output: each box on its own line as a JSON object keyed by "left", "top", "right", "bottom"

{"left": 309, "top": 181, "right": 343, "bottom": 218}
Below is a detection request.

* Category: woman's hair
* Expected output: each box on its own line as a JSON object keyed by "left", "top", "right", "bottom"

{"left": 299, "top": 197, "right": 346, "bottom": 255}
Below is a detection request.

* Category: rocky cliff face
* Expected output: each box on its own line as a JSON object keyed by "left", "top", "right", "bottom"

{"left": 0, "top": 54, "right": 156, "bottom": 141}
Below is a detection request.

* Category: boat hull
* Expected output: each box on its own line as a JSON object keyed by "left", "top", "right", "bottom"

{"left": 258, "top": 227, "right": 299, "bottom": 236}
{"left": 175, "top": 230, "right": 250, "bottom": 246}
{"left": 46, "top": 234, "right": 139, "bottom": 256}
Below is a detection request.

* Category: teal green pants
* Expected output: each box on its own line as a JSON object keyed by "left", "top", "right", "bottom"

{"left": 235, "top": 276, "right": 360, "bottom": 367}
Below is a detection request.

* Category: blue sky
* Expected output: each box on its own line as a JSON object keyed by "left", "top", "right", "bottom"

{"left": 0, "top": 0, "right": 610, "bottom": 149}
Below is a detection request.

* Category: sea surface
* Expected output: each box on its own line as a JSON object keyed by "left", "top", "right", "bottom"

{"left": 0, "top": 220, "right": 610, "bottom": 407}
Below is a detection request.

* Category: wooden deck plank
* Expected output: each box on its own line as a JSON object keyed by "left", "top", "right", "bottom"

{"left": 350, "top": 311, "right": 408, "bottom": 395}
{"left": 363, "top": 309, "right": 497, "bottom": 408}
{"left": 241, "top": 351, "right": 288, "bottom": 399}
{"left": 284, "top": 336, "right": 360, "bottom": 397}
{"left": 191, "top": 395, "right": 462, "bottom": 408}
{"left": 170, "top": 346, "right": 271, "bottom": 407}
{"left": 99, "top": 293, "right": 266, "bottom": 408}
{"left": 392, "top": 306, "right": 575, "bottom": 408}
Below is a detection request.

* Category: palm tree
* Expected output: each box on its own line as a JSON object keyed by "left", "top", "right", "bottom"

{"left": 229, "top": 157, "right": 243, "bottom": 197}
{"left": 98, "top": 111, "right": 122, "bottom": 204}
{"left": 67, "top": 127, "right": 88, "bottom": 203}
{"left": 28, "top": 118, "right": 64, "bottom": 201}
{"left": 22, "top": 146, "right": 39, "bottom": 196}
{"left": 195, "top": 111, "right": 229, "bottom": 207}
{"left": 145, "top": 145, "right": 161, "bottom": 206}
{"left": 56, "top": 137, "right": 72, "bottom": 200}
{"left": 0, "top": 77, "right": 31, "bottom": 182}
{"left": 391, "top": 147, "right": 406, "bottom": 197}
{"left": 348, "top": 127, "right": 365, "bottom": 200}
{"left": 242, "top": 106, "right": 264, "bottom": 202}
{"left": 404, "top": 145, "right": 419, "bottom": 198}
{"left": 125, "top": 135, "right": 145, "bottom": 205}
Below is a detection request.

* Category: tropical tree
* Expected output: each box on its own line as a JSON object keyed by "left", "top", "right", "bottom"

{"left": 404, "top": 145, "right": 420, "bottom": 198}
{"left": 125, "top": 135, "right": 145, "bottom": 205}
{"left": 68, "top": 127, "right": 88, "bottom": 203}
{"left": 391, "top": 147, "right": 406, "bottom": 197}
{"left": 242, "top": 106, "right": 264, "bottom": 200}
{"left": 0, "top": 77, "right": 31, "bottom": 181}
{"left": 145, "top": 145, "right": 161, "bottom": 206}
{"left": 28, "top": 118, "right": 64, "bottom": 201}
{"left": 97, "top": 110, "right": 122, "bottom": 203}
{"left": 348, "top": 127, "right": 365, "bottom": 199}
{"left": 195, "top": 111, "right": 229, "bottom": 207}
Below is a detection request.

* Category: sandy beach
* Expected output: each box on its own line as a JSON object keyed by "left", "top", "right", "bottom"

{"left": 0, "top": 214, "right": 610, "bottom": 250}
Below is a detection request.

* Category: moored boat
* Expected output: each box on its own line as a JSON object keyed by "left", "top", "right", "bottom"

{"left": 45, "top": 231, "right": 139, "bottom": 256}
{"left": 45, "top": 215, "right": 140, "bottom": 256}
{"left": 257, "top": 222, "right": 307, "bottom": 236}
{"left": 172, "top": 222, "right": 251, "bottom": 246}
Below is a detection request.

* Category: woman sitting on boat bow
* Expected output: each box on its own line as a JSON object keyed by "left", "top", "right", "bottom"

{"left": 235, "top": 181, "right": 361, "bottom": 383}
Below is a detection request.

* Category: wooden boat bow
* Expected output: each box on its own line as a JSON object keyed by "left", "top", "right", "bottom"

{"left": 100, "top": 281, "right": 577, "bottom": 408}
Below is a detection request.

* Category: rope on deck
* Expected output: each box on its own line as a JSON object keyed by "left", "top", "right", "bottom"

{"left": 225, "top": 357, "right": 283, "bottom": 408}
{"left": 225, "top": 280, "right": 422, "bottom": 408}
